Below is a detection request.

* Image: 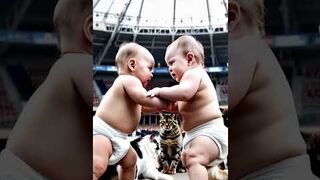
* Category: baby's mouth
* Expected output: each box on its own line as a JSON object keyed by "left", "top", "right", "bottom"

{"left": 171, "top": 73, "right": 176, "bottom": 78}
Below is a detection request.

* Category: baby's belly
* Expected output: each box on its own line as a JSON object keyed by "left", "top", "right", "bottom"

{"left": 8, "top": 128, "right": 91, "bottom": 179}
{"left": 181, "top": 110, "right": 222, "bottom": 131}
{"left": 6, "top": 112, "right": 91, "bottom": 179}
{"left": 229, "top": 116, "right": 306, "bottom": 179}
{"left": 106, "top": 116, "right": 140, "bottom": 134}
{"left": 98, "top": 110, "right": 140, "bottom": 134}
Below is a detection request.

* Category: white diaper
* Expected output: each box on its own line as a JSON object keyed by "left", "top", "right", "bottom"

{"left": 183, "top": 118, "right": 228, "bottom": 167}
{"left": 93, "top": 115, "right": 130, "bottom": 165}
{"left": 0, "top": 149, "right": 49, "bottom": 179}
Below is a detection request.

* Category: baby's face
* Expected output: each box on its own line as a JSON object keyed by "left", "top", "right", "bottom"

{"left": 165, "top": 47, "right": 188, "bottom": 82}
{"left": 134, "top": 51, "right": 155, "bottom": 87}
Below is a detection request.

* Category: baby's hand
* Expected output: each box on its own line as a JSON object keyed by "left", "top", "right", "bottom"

{"left": 146, "top": 87, "right": 161, "bottom": 97}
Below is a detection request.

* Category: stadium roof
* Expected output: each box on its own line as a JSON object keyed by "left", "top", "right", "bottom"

{"left": 93, "top": 0, "right": 228, "bottom": 67}
{"left": 93, "top": 0, "right": 228, "bottom": 34}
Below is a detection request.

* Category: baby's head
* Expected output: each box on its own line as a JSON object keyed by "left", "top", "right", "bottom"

{"left": 53, "top": 0, "right": 92, "bottom": 53}
{"left": 165, "top": 35, "right": 204, "bottom": 81}
{"left": 166, "top": 35, "right": 204, "bottom": 65}
{"left": 229, "top": 0, "right": 265, "bottom": 38}
{"left": 115, "top": 42, "right": 155, "bottom": 87}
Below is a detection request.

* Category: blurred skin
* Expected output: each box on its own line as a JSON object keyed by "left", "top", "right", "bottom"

{"left": 228, "top": 0, "right": 307, "bottom": 179}
{"left": 93, "top": 43, "right": 170, "bottom": 180}
{"left": 5, "top": 0, "right": 92, "bottom": 179}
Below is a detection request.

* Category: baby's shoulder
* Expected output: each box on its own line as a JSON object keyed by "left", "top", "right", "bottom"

{"left": 184, "top": 67, "right": 206, "bottom": 79}
{"left": 117, "top": 75, "right": 140, "bottom": 83}
{"left": 113, "top": 75, "right": 141, "bottom": 88}
{"left": 51, "top": 54, "right": 91, "bottom": 73}
{"left": 57, "top": 53, "right": 91, "bottom": 63}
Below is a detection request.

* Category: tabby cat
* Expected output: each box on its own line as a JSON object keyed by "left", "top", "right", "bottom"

{"left": 158, "top": 112, "right": 186, "bottom": 174}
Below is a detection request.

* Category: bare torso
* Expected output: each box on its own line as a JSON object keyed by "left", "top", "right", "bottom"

{"left": 6, "top": 54, "right": 92, "bottom": 179}
{"left": 96, "top": 76, "right": 141, "bottom": 134}
{"left": 179, "top": 68, "right": 222, "bottom": 131}
{"left": 229, "top": 36, "right": 306, "bottom": 179}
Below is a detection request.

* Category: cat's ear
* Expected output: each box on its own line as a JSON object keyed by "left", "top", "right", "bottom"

{"left": 150, "top": 133, "right": 156, "bottom": 140}
{"left": 172, "top": 113, "right": 179, "bottom": 121}
{"left": 132, "top": 136, "right": 143, "bottom": 143}
{"left": 159, "top": 112, "right": 164, "bottom": 119}
{"left": 175, "top": 113, "right": 182, "bottom": 125}
{"left": 173, "top": 113, "right": 177, "bottom": 119}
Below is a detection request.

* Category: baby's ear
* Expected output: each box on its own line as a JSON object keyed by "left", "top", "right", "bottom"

{"left": 127, "top": 58, "right": 136, "bottom": 71}
{"left": 186, "top": 52, "right": 194, "bottom": 64}
{"left": 228, "top": 1, "right": 241, "bottom": 32}
{"left": 83, "top": 14, "right": 93, "bottom": 43}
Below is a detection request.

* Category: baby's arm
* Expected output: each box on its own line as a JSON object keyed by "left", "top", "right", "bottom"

{"left": 123, "top": 76, "right": 169, "bottom": 109}
{"left": 141, "top": 106, "right": 163, "bottom": 113}
{"left": 141, "top": 101, "right": 178, "bottom": 113}
{"left": 72, "top": 57, "right": 92, "bottom": 107}
{"left": 147, "top": 70, "right": 201, "bottom": 101}
{"left": 228, "top": 48, "right": 257, "bottom": 111}
{"left": 59, "top": 54, "right": 92, "bottom": 107}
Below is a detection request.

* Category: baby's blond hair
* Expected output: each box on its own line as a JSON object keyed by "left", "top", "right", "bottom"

{"left": 232, "top": 0, "right": 265, "bottom": 36}
{"left": 115, "top": 42, "right": 144, "bottom": 73}
{"left": 168, "top": 35, "right": 205, "bottom": 65}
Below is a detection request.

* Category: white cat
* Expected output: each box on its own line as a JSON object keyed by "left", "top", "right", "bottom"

{"left": 120, "top": 134, "right": 173, "bottom": 180}
{"left": 208, "top": 160, "right": 228, "bottom": 180}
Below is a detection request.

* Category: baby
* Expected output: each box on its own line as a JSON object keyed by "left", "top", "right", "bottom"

{"left": 93, "top": 42, "right": 170, "bottom": 180}
{"left": 228, "top": 0, "right": 317, "bottom": 179}
{"left": 147, "top": 35, "right": 228, "bottom": 180}
{"left": 0, "top": 0, "right": 93, "bottom": 179}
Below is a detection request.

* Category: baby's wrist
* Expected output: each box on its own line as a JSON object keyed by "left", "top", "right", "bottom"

{"left": 157, "top": 88, "right": 161, "bottom": 96}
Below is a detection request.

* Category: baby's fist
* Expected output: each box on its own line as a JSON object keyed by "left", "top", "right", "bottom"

{"left": 146, "top": 87, "right": 161, "bottom": 97}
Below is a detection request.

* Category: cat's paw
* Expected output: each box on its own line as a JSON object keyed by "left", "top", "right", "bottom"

{"left": 177, "top": 168, "right": 186, "bottom": 173}
{"left": 162, "top": 165, "right": 170, "bottom": 174}
{"left": 167, "top": 167, "right": 176, "bottom": 174}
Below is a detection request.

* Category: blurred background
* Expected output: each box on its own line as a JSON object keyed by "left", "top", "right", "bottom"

{"left": 0, "top": 0, "right": 59, "bottom": 149}
{"left": 264, "top": 1, "right": 320, "bottom": 176}
{"left": 264, "top": 0, "right": 320, "bottom": 119}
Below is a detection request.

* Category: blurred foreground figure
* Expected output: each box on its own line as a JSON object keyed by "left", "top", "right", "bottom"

{"left": 228, "top": 0, "right": 318, "bottom": 179}
{"left": 0, "top": 0, "right": 92, "bottom": 179}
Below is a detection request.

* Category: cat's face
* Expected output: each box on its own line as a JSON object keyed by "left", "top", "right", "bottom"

{"left": 159, "top": 112, "right": 177, "bottom": 132}
{"left": 140, "top": 134, "right": 160, "bottom": 155}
